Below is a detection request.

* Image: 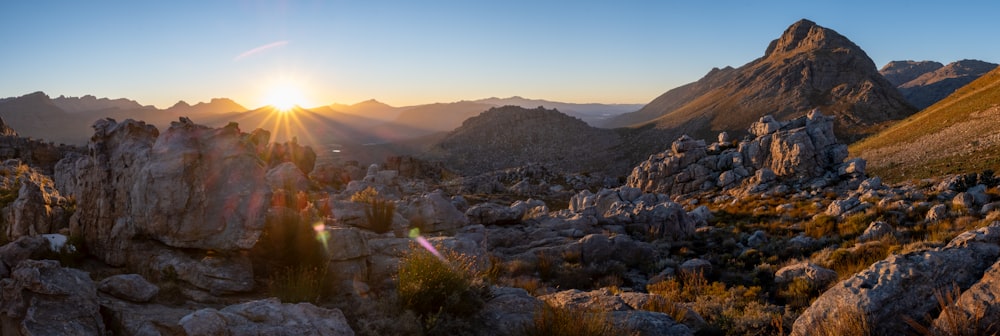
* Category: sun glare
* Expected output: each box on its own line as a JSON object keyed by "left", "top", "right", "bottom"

{"left": 264, "top": 83, "right": 306, "bottom": 112}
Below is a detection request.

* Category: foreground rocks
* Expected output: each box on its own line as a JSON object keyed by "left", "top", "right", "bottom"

{"left": 0, "top": 260, "right": 105, "bottom": 335}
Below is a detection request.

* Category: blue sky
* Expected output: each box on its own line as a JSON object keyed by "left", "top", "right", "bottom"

{"left": 1, "top": 1, "right": 997, "bottom": 109}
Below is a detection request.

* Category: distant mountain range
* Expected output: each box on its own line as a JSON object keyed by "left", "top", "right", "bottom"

{"left": 609, "top": 19, "right": 916, "bottom": 151}
{"left": 880, "top": 60, "right": 997, "bottom": 109}
{"left": 852, "top": 66, "right": 1000, "bottom": 182}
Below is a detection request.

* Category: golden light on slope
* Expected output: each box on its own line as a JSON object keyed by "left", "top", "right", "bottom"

{"left": 263, "top": 82, "right": 307, "bottom": 112}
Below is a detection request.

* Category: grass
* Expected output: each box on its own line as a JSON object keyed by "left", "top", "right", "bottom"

{"left": 522, "top": 303, "right": 620, "bottom": 336}
{"left": 351, "top": 186, "right": 396, "bottom": 234}
{"left": 268, "top": 265, "right": 329, "bottom": 303}
{"left": 851, "top": 67, "right": 1000, "bottom": 182}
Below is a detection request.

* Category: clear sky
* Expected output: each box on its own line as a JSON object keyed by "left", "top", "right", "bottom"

{"left": 1, "top": 1, "right": 997, "bottom": 109}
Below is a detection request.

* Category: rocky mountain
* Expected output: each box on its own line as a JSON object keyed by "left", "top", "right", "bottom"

{"left": 165, "top": 97, "right": 246, "bottom": 116}
{"left": 474, "top": 96, "right": 643, "bottom": 126}
{"left": 0, "top": 92, "right": 93, "bottom": 144}
{"left": 879, "top": 60, "right": 944, "bottom": 86}
{"left": 852, "top": 66, "right": 1000, "bottom": 182}
{"left": 619, "top": 19, "right": 915, "bottom": 151}
{"left": 427, "top": 105, "right": 627, "bottom": 175}
{"left": 327, "top": 99, "right": 401, "bottom": 122}
{"left": 603, "top": 66, "right": 738, "bottom": 128}
{"left": 52, "top": 94, "right": 151, "bottom": 113}
{"left": 881, "top": 59, "right": 998, "bottom": 109}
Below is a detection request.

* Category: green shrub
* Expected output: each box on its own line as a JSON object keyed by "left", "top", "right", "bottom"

{"left": 352, "top": 187, "right": 396, "bottom": 234}
{"left": 396, "top": 243, "right": 487, "bottom": 326}
{"left": 522, "top": 303, "right": 619, "bottom": 336}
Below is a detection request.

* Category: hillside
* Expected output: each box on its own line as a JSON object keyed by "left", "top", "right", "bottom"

{"left": 892, "top": 59, "right": 998, "bottom": 109}
{"left": 603, "top": 66, "right": 738, "bottom": 128}
{"left": 879, "top": 60, "right": 944, "bottom": 86}
{"left": 852, "top": 66, "right": 1000, "bottom": 182}
{"left": 0, "top": 92, "right": 92, "bottom": 144}
{"left": 623, "top": 19, "right": 914, "bottom": 152}
{"left": 427, "top": 105, "right": 627, "bottom": 175}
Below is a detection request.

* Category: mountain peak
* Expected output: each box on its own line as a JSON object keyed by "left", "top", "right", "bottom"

{"left": 764, "top": 19, "right": 853, "bottom": 58}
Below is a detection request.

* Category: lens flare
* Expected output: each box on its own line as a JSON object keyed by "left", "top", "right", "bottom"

{"left": 313, "top": 222, "right": 330, "bottom": 247}
{"left": 409, "top": 227, "right": 445, "bottom": 263}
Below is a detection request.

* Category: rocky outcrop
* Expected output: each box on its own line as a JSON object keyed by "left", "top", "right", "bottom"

{"left": 569, "top": 187, "right": 696, "bottom": 239}
{"left": 98, "top": 274, "right": 159, "bottom": 303}
{"left": 398, "top": 190, "right": 469, "bottom": 234}
{"left": 179, "top": 298, "right": 354, "bottom": 336}
{"left": 539, "top": 289, "right": 693, "bottom": 336}
{"left": 880, "top": 60, "right": 944, "bottom": 86}
{"left": 792, "top": 223, "right": 1000, "bottom": 335}
{"left": 0, "top": 260, "right": 105, "bottom": 335}
{"left": 628, "top": 110, "right": 857, "bottom": 196}
{"left": 0, "top": 161, "right": 73, "bottom": 241}
{"left": 54, "top": 118, "right": 273, "bottom": 293}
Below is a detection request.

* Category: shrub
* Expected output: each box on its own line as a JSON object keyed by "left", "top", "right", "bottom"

{"left": 396, "top": 243, "right": 487, "bottom": 325}
{"left": 806, "top": 215, "right": 837, "bottom": 239}
{"left": 268, "top": 265, "right": 328, "bottom": 303}
{"left": 522, "top": 303, "right": 619, "bottom": 336}
{"left": 352, "top": 186, "right": 396, "bottom": 234}
{"left": 806, "top": 304, "right": 872, "bottom": 336}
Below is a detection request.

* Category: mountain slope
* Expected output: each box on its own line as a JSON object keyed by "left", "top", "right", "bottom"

{"left": 0, "top": 92, "right": 92, "bottom": 144}
{"left": 627, "top": 19, "right": 915, "bottom": 151}
{"left": 879, "top": 60, "right": 944, "bottom": 86}
{"left": 474, "top": 96, "right": 642, "bottom": 126}
{"left": 891, "top": 59, "right": 998, "bottom": 109}
{"left": 427, "top": 106, "right": 627, "bottom": 175}
{"left": 52, "top": 94, "right": 151, "bottom": 113}
{"left": 603, "top": 66, "right": 738, "bottom": 128}
{"left": 852, "top": 66, "right": 1000, "bottom": 182}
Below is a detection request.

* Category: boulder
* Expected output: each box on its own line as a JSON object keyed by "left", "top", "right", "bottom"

{"left": 466, "top": 202, "right": 523, "bottom": 226}
{"left": 773, "top": 262, "right": 837, "bottom": 289}
{"left": 54, "top": 118, "right": 271, "bottom": 293}
{"left": 4, "top": 177, "right": 71, "bottom": 240}
{"left": 0, "top": 235, "right": 51, "bottom": 277}
{"left": 679, "top": 258, "right": 712, "bottom": 277}
{"left": 266, "top": 161, "right": 311, "bottom": 191}
{"left": 179, "top": 298, "right": 354, "bottom": 336}
{"left": 857, "top": 221, "right": 894, "bottom": 242}
{"left": 0, "top": 260, "right": 105, "bottom": 335}
{"left": 477, "top": 287, "right": 543, "bottom": 336}
{"left": 927, "top": 204, "right": 949, "bottom": 221}
{"left": 792, "top": 224, "right": 1000, "bottom": 335}
{"left": 933, "top": 258, "right": 1000, "bottom": 333}
{"left": 98, "top": 274, "right": 159, "bottom": 303}
{"left": 399, "top": 190, "right": 469, "bottom": 233}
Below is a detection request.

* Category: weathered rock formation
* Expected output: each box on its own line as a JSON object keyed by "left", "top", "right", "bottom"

{"left": 0, "top": 260, "right": 106, "bottom": 335}
{"left": 627, "top": 110, "right": 858, "bottom": 196}
{"left": 54, "top": 118, "right": 273, "bottom": 293}
{"left": 792, "top": 223, "right": 1000, "bottom": 335}
{"left": 179, "top": 298, "right": 355, "bottom": 336}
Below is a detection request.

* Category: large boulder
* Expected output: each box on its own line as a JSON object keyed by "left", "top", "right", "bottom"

{"left": 399, "top": 190, "right": 469, "bottom": 233}
{"left": 179, "top": 298, "right": 354, "bottom": 336}
{"left": 54, "top": 118, "right": 272, "bottom": 293}
{"left": 792, "top": 223, "right": 1000, "bottom": 335}
{"left": 98, "top": 274, "right": 159, "bottom": 303}
{"left": 476, "top": 287, "right": 543, "bottom": 336}
{"left": 0, "top": 260, "right": 105, "bottom": 335}
{"left": 3, "top": 175, "right": 71, "bottom": 240}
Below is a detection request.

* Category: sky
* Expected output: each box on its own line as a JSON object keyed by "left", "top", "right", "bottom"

{"left": 1, "top": 1, "right": 998, "bottom": 109}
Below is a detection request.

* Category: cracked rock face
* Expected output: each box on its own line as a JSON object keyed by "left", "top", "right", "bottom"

{"left": 54, "top": 118, "right": 272, "bottom": 293}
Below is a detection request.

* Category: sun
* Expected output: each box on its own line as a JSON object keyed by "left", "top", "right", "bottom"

{"left": 263, "top": 83, "right": 306, "bottom": 112}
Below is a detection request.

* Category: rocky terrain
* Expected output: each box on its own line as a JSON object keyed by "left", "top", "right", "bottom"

{"left": 0, "top": 100, "right": 997, "bottom": 335}
{"left": 609, "top": 19, "right": 914, "bottom": 155}
{"left": 881, "top": 59, "right": 998, "bottom": 109}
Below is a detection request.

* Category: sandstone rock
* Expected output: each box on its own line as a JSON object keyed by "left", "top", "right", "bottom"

{"left": 179, "top": 298, "right": 354, "bottom": 336}
{"left": 539, "top": 288, "right": 631, "bottom": 312}
{"left": 98, "top": 274, "right": 159, "bottom": 303}
{"left": 792, "top": 223, "right": 1000, "bottom": 335}
{"left": 857, "top": 221, "right": 894, "bottom": 242}
{"left": 679, "top": 258, "right": 712, "bottom": 277}
{"left": 399, "top": 190, "right": 469, "bottom": 233}
{"left": 55, "top": 118, "right": 270, "bottom": 295}
{"left": 0, "top": 235, "right": 50, "bottom": 278}
{"left": 477, "top": 287, "right": 543, "bottom": 336}
{"left": 774, "top": 262, "right": 837, "bottom": 289}
{"left": 99, "top": 297, "right": 191, "bottom": 336}
{"left": 466, "top": 202, "right": 523, "bottom": 226}
{"left": 266, "top": 161, "right": 311, "bottom": 191}
{"left": 953, "top": 192, "right": 975, "bottom": 211}
{"left": 932, "top": 258, "right": 1000, "bottom": 333}
{"left": 0, "top": 260, "right": 105, "bottom": 335}
{"left": 4, "top": 176, "right": 70, "bottom": 240}
{"left": 611, "top": 310, "right": 693, "bottom": 336}
{"left": 826, "top": 197, "right": 861, "bottom": 217}
{"left": 927, "top": 203, "right": 949, "bottom": 221}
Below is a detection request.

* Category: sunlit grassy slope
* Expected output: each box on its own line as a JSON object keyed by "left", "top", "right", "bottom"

{"left": 851, "top": 67, "right": 1000, "bottom": 183}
